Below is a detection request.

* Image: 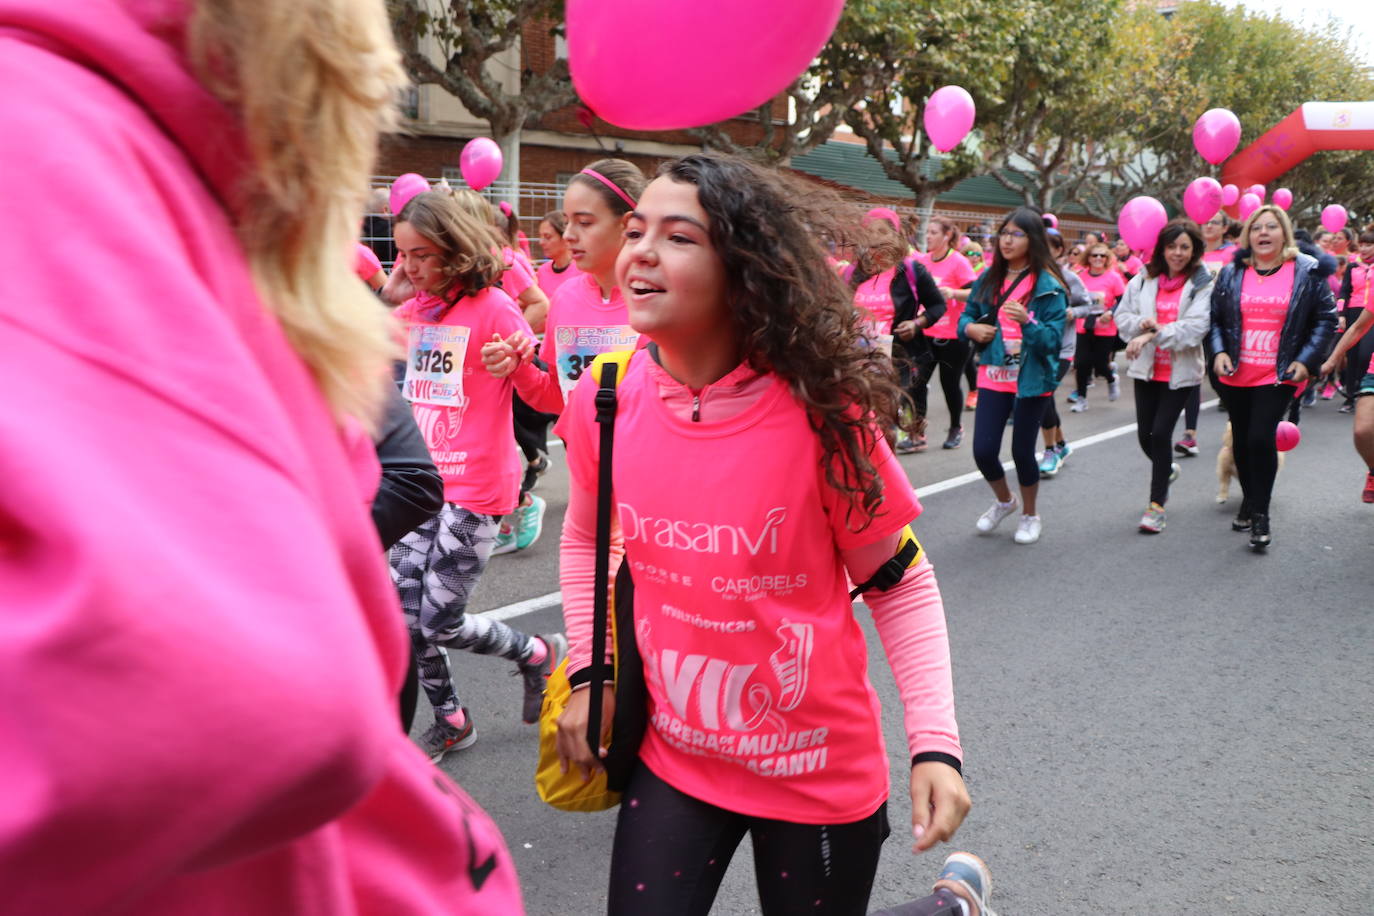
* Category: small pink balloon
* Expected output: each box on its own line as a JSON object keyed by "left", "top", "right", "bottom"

{"left": 460, "top": 137, "right": 503, "bottom": 191}
{"left": 1246, "top": 184, "right": 1266, "bottom": 202}
{"left": 1044, "top": 213, "right": 1059, "bottom": 229}
{"left": 1183, "top": 177, "right": 1223, "bottom": 224}
{"left": 389, "top": 173, "right": 430, "bottom": 217}
{"left": 1321, "top": 204, "right": 1348, "bottom": 233}
{"left": 568, "top": 0, "right": 844, "bottom": 130}
{"left": 1193, "top": 108, "right": 1242, "bottom": 164}
{"left": 923, "top": 86, "right": 977, "bottom": 152}
{"left": 1237, "top": 193, "right": 1262, "bottom": 220}
{"left": 1275, "top": 420, "right": 1301, "bottom": 452}
{"left": 1272, "top": 188, "right": 1293, "bottom": 210}
{"left": 1118, "top": 196, "right": 1168, "bottom": 253}
{"left": 1222, "top": 184, "right": 1240, "bottom": 207}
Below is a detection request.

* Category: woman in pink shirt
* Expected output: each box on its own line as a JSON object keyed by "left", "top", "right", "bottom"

{"left": 1208, "top": 205, "right": 1337, "bottom": 548}
{"left": 917, "top": 217, "right": 981, "bottom": 449}
{"left": 1, "top": 0, "right": 524, "bottom": 911}
{"left": 1068, "top": 243, "right": 1127, "bottom": 411}
{"left": 535, "top": 210, "right": 582, "bottom": 299}
{"left": 552, "top": 153, "right": 968, "bottom": 915}
{"left": 390, "top": 192, "right": 565, "bottom": 757}
{"left": 1112, "top": 238, "right": 1145, "bottom": 279}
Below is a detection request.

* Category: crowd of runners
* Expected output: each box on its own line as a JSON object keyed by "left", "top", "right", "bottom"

{"left": 8, "top": 2, "right": 1371, "bottom": 913}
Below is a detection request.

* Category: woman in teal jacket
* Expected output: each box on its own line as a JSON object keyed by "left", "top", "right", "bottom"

{"left": 958, "top": 208, "right": 1068, "bottom": 545}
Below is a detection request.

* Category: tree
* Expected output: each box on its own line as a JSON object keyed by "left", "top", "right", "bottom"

{"left": 387, "top": 0, "right": 576, "bottom": 192}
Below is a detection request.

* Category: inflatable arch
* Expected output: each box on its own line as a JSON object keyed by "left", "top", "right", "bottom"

{"left": 1220, "top": 102, "right": 1374, "bottom": 204}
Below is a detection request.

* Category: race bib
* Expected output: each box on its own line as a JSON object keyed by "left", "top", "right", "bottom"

{"left": 403, "top": 324, "right": 470, "bottom": 406}
{"left": 983, "top": 364, "right": 1020, "bottom": 385}
{"left": 554, "top": 324, "right": 638, "bottom": 393}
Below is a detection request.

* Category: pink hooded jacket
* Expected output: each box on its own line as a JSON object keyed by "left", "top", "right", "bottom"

{"left": 0, "top": 1, "right": 522, "bottom": 912}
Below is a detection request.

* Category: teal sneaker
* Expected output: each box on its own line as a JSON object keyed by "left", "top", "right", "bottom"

{"left": 934, "top": 851, "right": 996, "bottom": 916}
{"left": 1057, "top": 441, "right": 1073, "bottom": 461}
{"left": 514, "top": 494, "right": 547, "bottom": 551}
{"left": 1038, "top": 448, "right": 1062, "bottom": 477}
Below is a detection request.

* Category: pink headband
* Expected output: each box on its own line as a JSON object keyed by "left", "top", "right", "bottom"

{"left": 862, "top": 207, "right": 901, "bottom": 231}
{"left": 579, "top": 168, "right": 637, "bottom": 209}
{"left": 498, "top": 201, "right": 513, "bottom": 218}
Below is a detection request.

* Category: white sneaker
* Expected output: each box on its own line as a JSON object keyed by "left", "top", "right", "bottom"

{"left": 976, "top": 499, "right": 1018, "bottom": 534}
{"left": 1070, "top": 399, "right": 1089, "bottom": 413}
{"left": 1013, "top": 514, "right": 1042, "bottom": 544}
{"left": 1108, "top": 378, "right": 1121, "bottom": 401}
{"left": 1168, "top": 462, "right": 1181, "bottom": 483}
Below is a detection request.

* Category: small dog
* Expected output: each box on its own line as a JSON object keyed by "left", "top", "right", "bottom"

{"left": 1216, "top": 422, "right": 1284, "bottom": 503}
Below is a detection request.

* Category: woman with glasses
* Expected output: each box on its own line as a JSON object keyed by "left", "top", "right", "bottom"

{"left": 1038, "top": 230, "right": 1096, "bottom": 477}
{"left": 1068, "top": 243, "right": 1126, "bottom": 412}
{"left": 1207, "top": 205, "right": 1338, "bottom": 549}
{"left": 916, "top": 217, "right": 980, "bottom": 449}
{"left": 1115, "top": 219, "right": 1214, "bottom": 533}
{"left": 958, "top": 209, "right": 1068, "bottom": 545}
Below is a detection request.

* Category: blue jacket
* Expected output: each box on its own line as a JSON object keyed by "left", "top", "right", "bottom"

{"left": 958, "top": 269, "right": 1068, "bottom": 397}
{"left": 1206, "top": 250, "right": 1338, "bottom": 376}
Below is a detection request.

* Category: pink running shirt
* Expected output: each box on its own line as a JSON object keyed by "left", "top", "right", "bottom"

{"left": 536, "top": 258, "right": 582, "bottom": 300}
{"left": 916, "top": 250, "right": 978, "bottom": 339}
{"left": 977, "top": 272, "right": 1034, "bottom": 395}
{"left": 544, "top": 272, "right": 637, "bottom": 397}
{"left": 354, "top": 242, "right": 382, "bottom": 282}
{"left": 500, "top": 246, "right": 534, "bottom": 300}
{"left": 394, "top": 287, "right": 531, "bottom": 513}
{"left": 556, "top": 351, "right": 936, "bottom": 823}
{"left": 853, "top": 267, "right": 897, "bottom": 356}
{"left": 1151, "top": 284, "right": 1183, "bottom": 382}
{"left": 1220, "top": 262, "right": 1299, "bottom": 389}
{"left": 1077, "top": 269, "right": 1127, "bottom": 336}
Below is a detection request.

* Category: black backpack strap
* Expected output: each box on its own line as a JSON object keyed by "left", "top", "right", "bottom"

{"left": 585, "top": 358, "right": 620, "bottom": 757}
{"left": 849, "top": 525, "right": 924, "bottom": 599}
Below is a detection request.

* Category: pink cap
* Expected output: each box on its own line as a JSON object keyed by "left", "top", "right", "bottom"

{"left": 863, "top": 207, "right": 901, "bottom": 231}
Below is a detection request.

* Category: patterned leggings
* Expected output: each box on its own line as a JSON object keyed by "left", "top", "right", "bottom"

{"left": 389, "top": 502, "right": 537, "bottom": 719}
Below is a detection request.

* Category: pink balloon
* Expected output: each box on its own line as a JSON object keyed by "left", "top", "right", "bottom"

{"left": 389, "top": 173, "right": 430, "bottom": 217}
{"left": 1246, "top": 184, "right": 1266, "bottom": 202}
{"left": 1275, "top": 421, "right": 1301, "bottom": 452}
{"left": 1221, "top": 184, "right": 1240, "bottom": 207}
{"left": 1322, "top": 204, "right": 1348, "bottom": 233}
{"left": 1118, "top": 196, "right": 1168, "bottom": 253}
{"left": 1237, "top": 193, "right": 1261, "bottom": 220}
{"left": 1272, "top": 188, "right": 1293, "bottom": 210}
{"left": 460, "top": 138, "right": 503, "bottom": 191}
{"left": 1183, "top": 177, "right": 1223, "bottom": 224}
{"left": 923, "top": 86, "right": 977, "bottom": 152}
{"left": 1044, "top": 213, "right": 1059, "bottom": 229}
{"left": 567, "top": 0, "right": 844, "bottom": 130}
{"left": 1193, "top": 108, "right": 1242, "bottom": 164}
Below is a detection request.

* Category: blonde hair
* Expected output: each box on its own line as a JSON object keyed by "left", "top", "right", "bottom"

{"left": 396, "top": 192, "right": 505, "bottom": 300}
{"left": 448, "top": 188, "right": 508, "bottom": 252}
{"left": 1240, "top": 205, "right": 1300, "bottom": 264}
{"left": 1086, "top": 243, "right": 1117, "bottom": 271}
{"left": 187, "top": 0, "right": 406, "bottom": 426}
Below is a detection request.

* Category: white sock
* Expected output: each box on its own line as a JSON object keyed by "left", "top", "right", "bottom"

{"left": 998, "top": 499, "right": 1016, "bottom": 508}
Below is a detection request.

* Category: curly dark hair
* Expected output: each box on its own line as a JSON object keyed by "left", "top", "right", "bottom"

{"left": 654, "top": 153, "right": 911, "bottom": 530}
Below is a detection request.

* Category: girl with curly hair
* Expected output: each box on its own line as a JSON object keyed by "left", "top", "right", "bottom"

{"left": 550, "top": 153, "right": 968, "bottom": 915}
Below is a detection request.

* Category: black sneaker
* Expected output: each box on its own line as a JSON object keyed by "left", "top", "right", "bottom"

{"left": 1249, "top": 513, "right": 1271, "bottom": 550}
{"left": 1231, "top": 500, "right": 1252, "bottom": 531}
{"left": 942, "top": 427, "right": 964, "bottom": 449}
{"left": 518, "top": 633, "right": 566, "bottom": 723}
{"left": 418, "top": 708, "right": 476, "bottom": 762}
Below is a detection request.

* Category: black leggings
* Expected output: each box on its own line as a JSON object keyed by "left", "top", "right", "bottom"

{"left": 1134, "top": 381, "right": 1195, "bottom": 504}
{"left": 972, "top": 388, "right": 1052, "bottom": 489}
{"left": 929, "top": 338, "right": 971, "bottom": 431}
{"left": 511, "top": 395, "right": 554, "bottom": 497}
{"left": 1183, "top": 385, "right": 1201, "bottom": 431}
{"left": 1041, "top": 360, "right": 1073, "bottom": 431}
{"left": 1342, "top": 309, "right": 1374, "bottom": 402}
{"left": 1217, "top": 383, "right": 1295, "bottom": 515}
{"left": 608, "top": 765, "right": 890, "bottom": 916}
{"left": 1073, "top": 333, "right": 1117, "bottom": 395}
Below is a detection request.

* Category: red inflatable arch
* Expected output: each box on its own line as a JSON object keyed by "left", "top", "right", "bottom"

{"left": 1219, "top": 102, "right": 1374, "bottom": 212}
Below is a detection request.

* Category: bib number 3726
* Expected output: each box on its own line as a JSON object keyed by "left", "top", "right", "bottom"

{"left": 404, "top": 324, "right": 469, "bottom": 406}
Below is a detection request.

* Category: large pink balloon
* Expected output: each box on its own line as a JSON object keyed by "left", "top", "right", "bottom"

{"left": 1246, "top": 184, "right": 1266, "bottom": 202}
{"left": 1193, "top": 108, "right": 1242, "bottom": 164}
{"left": 1237, "top": 193, "right": 1261, "bottom": 220}
{"left": 389, "top": 173, "right": 429, "bottom": 216}
{"left": 567, "top": 0, "right": 844, "bottom": 130}
{"left": 1221, "top": 184, "right": 1240, "bottom": 207}
{"left": 924, "top": 86, "right": 976, "bottom": 152}
{"left": 460, "top": 138, "right": 503, "bottom": 191}
{"left": 1322, "top": 204, "right": 1348, "bottom": 233}
{"left": 1275, "top": 420, "right": 1301, "bottom": 452}
{"left": 1272, "top": 188, "right": 1293, "bottom": 210}
{"left": 1183, "top": 177, "right": 1223, "bottom": 224}
{"left": 1118, "top": 196, "right": 1168, "bottom": 252}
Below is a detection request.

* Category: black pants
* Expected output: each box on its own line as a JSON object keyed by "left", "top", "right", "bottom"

{"left": 870, "top": 892, "right": 966, "bottom": 916}
{"left": 1216, "top": 383, "right": 1295, "bottom": 515}
{"left": 928, "top": 338, "right": 971, "bottom": 431}
{"left": 1183, "top": 385, "right": 1201, "bottom": 431}
{"left": 1041, "top": 360, "right": 1073, "bottom": 431}
{"left": 972, "top": 388, "right": 1052, "bottom": 489}
{"left": 608, "top": 765, "right": 889, "bottom": 916}
{"left": 897, "top": 341, "right": 936, "bottom": 423}
{"left": 1341, "top": 308, "right": 1374, "bottom": 403}
{"left": 512, "top": 395, "right": 554, "bottom": 498}
{"left": 1073, "top": 333, "right": 1116, "bottom": 396}
{"left": 1134, "top": 381, "right": 1195, "bottom": 504}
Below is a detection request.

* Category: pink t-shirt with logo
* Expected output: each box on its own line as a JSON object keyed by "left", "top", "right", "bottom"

{"left": 1220, "top": 262, "right": 1299, "bottom": 389}
{"left": 556, "top": 352, "right": 940, "bottom": 823}
{"left": 853, "top": 267, "right": 897, "bottom": 356}
{"left": 394, "top": 287, "right": 531, "bottom": 513}
{"left": 543, "top": 272, "right": 638, "bottom": 398}
{"left": 536, "top": 258, "right": 582, "bottom": 300}
{"left": 1201, "top": 248, "right": 1232, "bottom": 277}
{"left": 977, "top": 273, "right": 1034, "bottom": 395}
{"left": 1117, "top": 255, "right": 1144, "bottom": 277}
{"left": 354, "top": 242, "right": 382, "bottom": 282}
{"left": 1151, "top": 284, "right": 1183, "bottom": 382}
{"left": 916, "top": 250, "right": 978, "bottom": 339}
{"left": 1346, "top": 260, "right": 1374, "bottom": 312}
{"left": 1077, "top": 269, "right": 1127, "bottom": 336}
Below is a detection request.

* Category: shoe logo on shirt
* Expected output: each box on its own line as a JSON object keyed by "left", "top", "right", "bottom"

{"left": 770, "top": 620, "right": 814, "bottom": 711}
{"left": 618, "top": 504, "right": 787, "bottom": 557}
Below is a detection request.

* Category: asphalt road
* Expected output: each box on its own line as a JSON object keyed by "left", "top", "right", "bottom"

{"left": 413, "top": 381, "right": 1372, "bottom": 915}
